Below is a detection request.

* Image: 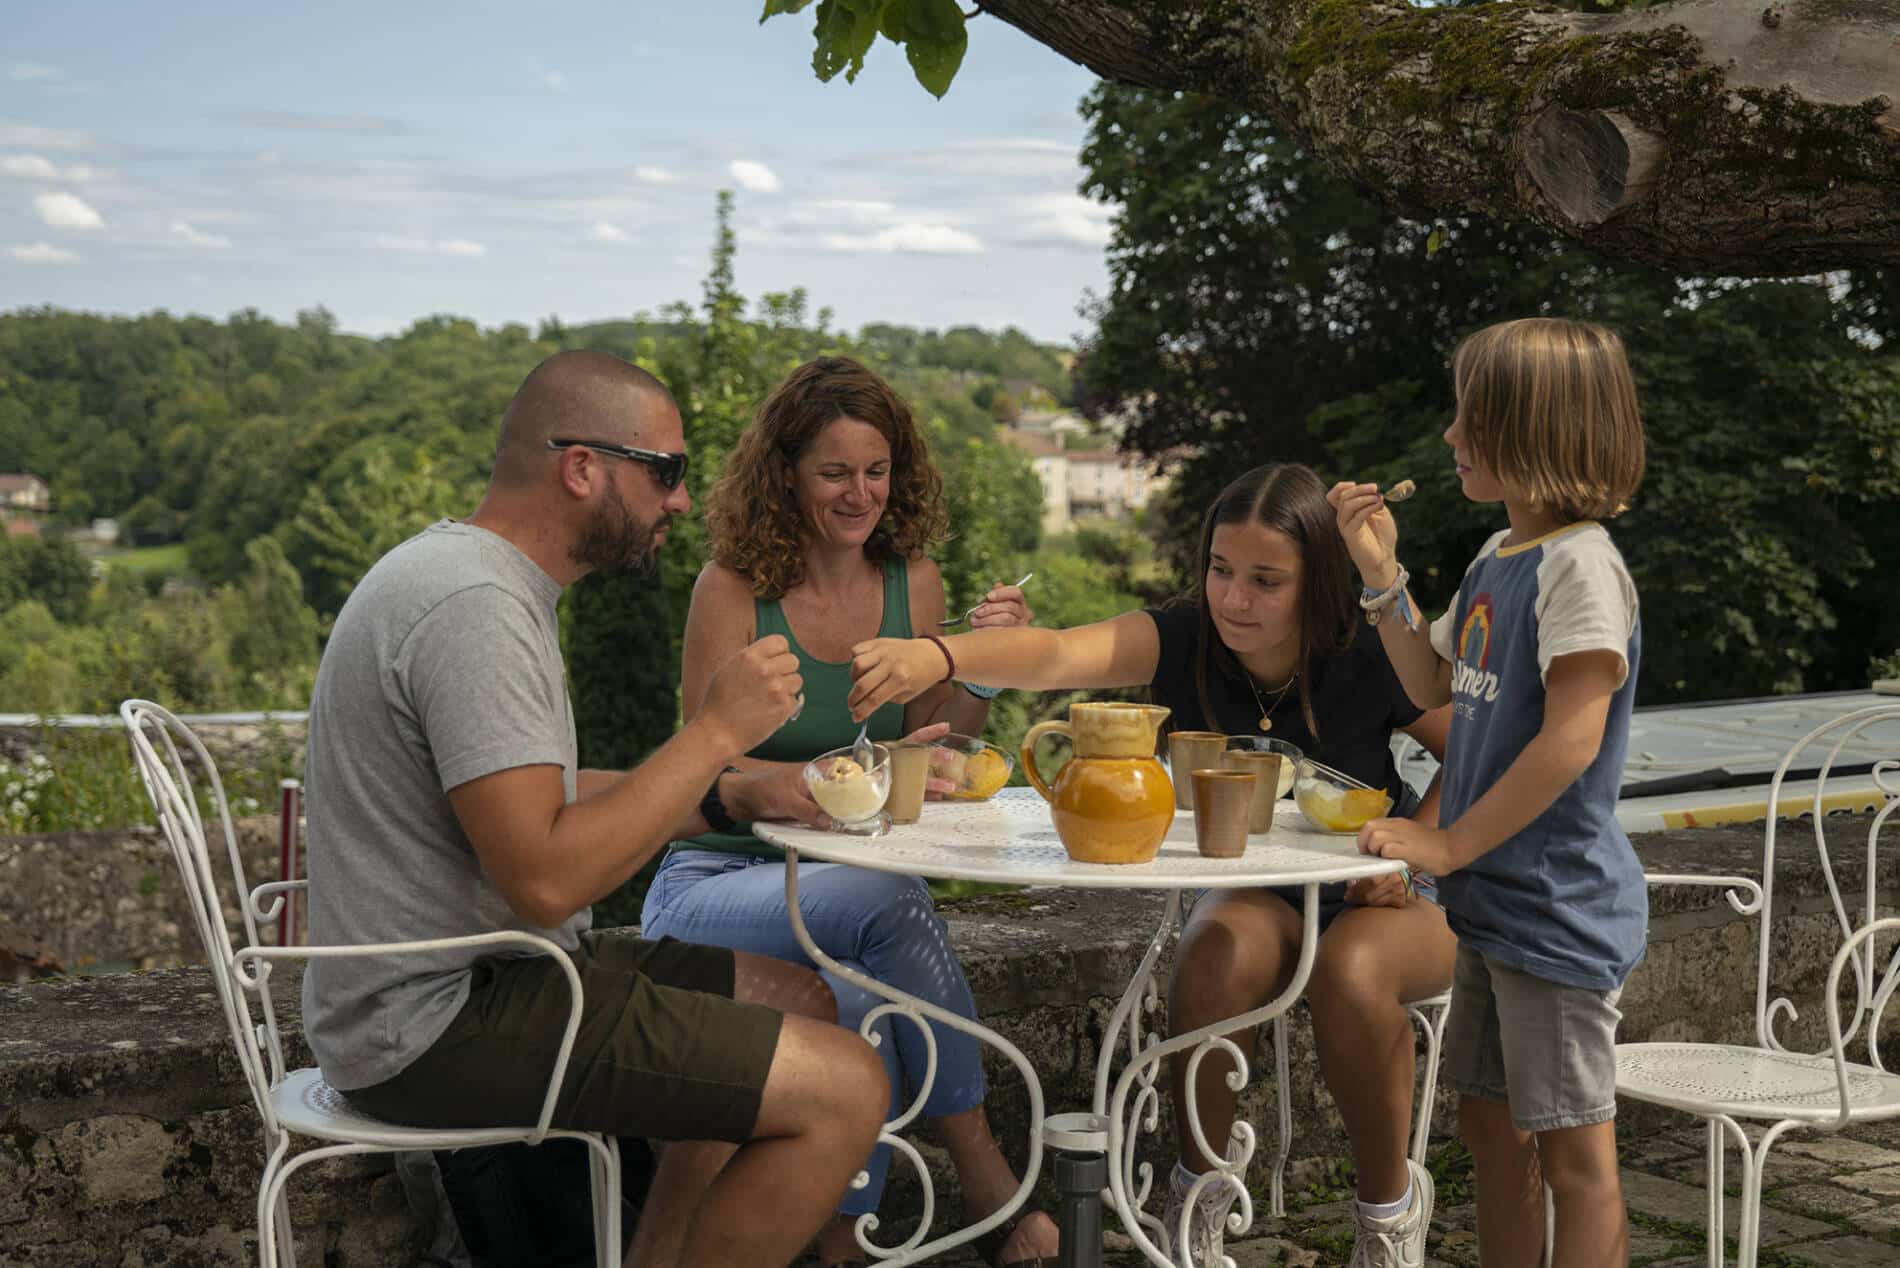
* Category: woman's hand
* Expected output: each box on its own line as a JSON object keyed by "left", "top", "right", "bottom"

{"left": 848, "top": 638, "right": 953, "bottom": 721}
{"left": 968, "top": 580, "right": 1033, "bottom": 630}
{"left": 726, "top": 765, "right": 830, "bottom": 829}
{"left": 1327, "top": 480, "right": 1402, "bottom": 589}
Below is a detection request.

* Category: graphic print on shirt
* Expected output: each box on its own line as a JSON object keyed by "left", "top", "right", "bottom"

{"left": 1451, "top": 592, "right": 1500, "bottom": 711}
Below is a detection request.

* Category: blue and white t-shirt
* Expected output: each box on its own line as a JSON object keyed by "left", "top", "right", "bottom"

{"left": 1428, "top": 522, "right": 1646, "bottom": 991}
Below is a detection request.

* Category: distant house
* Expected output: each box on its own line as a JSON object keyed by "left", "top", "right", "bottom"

{"left": 998, "top": 429, "right": 1174, "bottom": 538}
{"left": 0, "top": 475, "right": 51, "bottom": 513}
{"left": 3, "top": 517, "right": 40, "bottom": 540}
{"left": 1067, "top": 447, "right": 1170, "bottom": 521}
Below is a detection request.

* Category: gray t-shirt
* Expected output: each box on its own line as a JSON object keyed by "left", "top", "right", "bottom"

{"left": 301, "top": 520, "right": 583, "bottom": 1090}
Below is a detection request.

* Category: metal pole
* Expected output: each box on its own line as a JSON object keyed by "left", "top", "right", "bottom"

{"left": 276, "top": 780, "right": 300, "bottom": 945}
{"left": 1044, "top": 1113, "right": 1109, "bottom": 1268}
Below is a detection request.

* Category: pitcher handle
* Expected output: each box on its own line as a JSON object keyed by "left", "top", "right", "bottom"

{"left": 1020, "top": 720, "right": 1071, "bottom": 803}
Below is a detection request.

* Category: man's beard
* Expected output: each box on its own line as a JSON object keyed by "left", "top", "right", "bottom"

{"left": 572, "top": 478, "right": 665, "bottom": 578}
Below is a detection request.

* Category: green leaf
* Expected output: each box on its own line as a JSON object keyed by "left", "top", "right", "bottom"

{"left": 759, "top": 0, "right": 816, "bottom": 19}
{"left": 811, "top": 0, "right": 887, "bottom": 83}
{"left": 890, "top": 0, "right": 967, "bottom": 98}
{"left": 1425, "top": 223, "right": 1449, "bottom": 256}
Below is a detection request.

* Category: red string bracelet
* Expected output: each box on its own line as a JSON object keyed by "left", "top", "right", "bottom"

{"left": 921, "top": 633, "right": 956, "bottom": 684}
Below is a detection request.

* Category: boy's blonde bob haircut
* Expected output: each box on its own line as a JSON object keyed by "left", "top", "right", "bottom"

{"left": 1451, "top": 317, "right": 1646, "bottom": 521}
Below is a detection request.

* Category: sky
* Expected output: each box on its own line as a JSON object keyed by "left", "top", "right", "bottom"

{"left": 0, "top": 3, "right": 1111, "bottom": 345}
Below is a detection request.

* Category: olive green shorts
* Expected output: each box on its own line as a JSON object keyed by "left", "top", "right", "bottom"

{"left": 344, "top": 931, "right": 783, "bottom": 1144}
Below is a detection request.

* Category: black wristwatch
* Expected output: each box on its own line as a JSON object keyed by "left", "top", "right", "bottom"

{"left": 700, "top": 765, "right": 742, "bottom": 833}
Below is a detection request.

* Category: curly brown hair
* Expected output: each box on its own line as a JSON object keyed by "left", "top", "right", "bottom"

{"left": 707, "top": 356, "right": 950, "bottom": 599}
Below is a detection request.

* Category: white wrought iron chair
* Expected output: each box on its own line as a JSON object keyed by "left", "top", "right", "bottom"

{"left": 1264, "top": 991, "right": 1451, "bottom": 1218}
{"left": 1616, "top": 702, "right": 1900, "bottom": 1267}
{"left": 120, "top": 699, "right": 623, "bottom": 1268}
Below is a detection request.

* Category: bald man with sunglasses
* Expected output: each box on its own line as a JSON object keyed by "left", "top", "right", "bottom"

{"left": 301, "top": 350, "right": 886, "bottom": 1268}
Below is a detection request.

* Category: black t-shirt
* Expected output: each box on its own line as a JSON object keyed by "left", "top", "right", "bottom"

{"left": 1144, "top": 603, "right": 1424, "bottom": 801}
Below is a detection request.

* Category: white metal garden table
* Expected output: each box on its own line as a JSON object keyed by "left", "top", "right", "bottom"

{"left": 754, "top": 785, "right": 1406, "bottom": 1267}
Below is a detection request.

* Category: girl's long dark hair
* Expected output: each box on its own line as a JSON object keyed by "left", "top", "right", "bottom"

{"left": 1185, "top": 464, "right": 1358, "bottom": 741}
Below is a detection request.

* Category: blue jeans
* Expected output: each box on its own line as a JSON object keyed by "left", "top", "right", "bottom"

{"left": 640, "top": 849, "right": 987, "bottom": 1215}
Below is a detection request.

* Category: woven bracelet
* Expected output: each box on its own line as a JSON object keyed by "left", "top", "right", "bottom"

{"left": 920, "top": 633, "right": 956, "bottom": 684}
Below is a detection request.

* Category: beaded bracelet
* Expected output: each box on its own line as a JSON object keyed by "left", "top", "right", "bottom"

{"left": 1360, "top": 566, "right": 1419, "bottom": 631}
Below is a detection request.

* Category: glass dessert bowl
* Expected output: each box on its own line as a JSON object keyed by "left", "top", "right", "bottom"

{"left": 927, "top": 733, "right": 1016, "bottom": 801}
{"left": 1293, "top": 757, "right": 1393, "bottom": 833}
{"left": 804, "top": 742, "right": 893, "bottom": 835}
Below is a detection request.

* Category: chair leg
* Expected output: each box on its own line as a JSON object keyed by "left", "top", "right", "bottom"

{"left": 257, "top": 1134, "right": 291, "bottom": 1268}
{"left": 583, "top": 1134, "right": 622, "bottom": 1268}
{"left": 1532, "top": 1180, "right": 1553, "bottom": 1267}
{"left": 1407, "top": 1001, "right": 1450, "bottom": 1166}
{"left": 1707, "top": 1119, "right": 1725, "bottom": 1267}
{"left": 1269, "top": 1013, "right": 1291, "bottom": 1218}
{"left": 275, "top": 1187, "right": 296, "bottom": 1268}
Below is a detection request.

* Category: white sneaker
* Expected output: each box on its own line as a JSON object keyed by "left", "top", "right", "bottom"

{"left": 1347, "top": 1160, "right": 1434, "bottom": 1268}
{"left": 1158, "top": 1171, "right": 1237, "bottom": 1267}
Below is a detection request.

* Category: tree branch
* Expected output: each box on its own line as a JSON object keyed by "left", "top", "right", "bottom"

{"left": 982, "top": 0, "right": 1900, "bottom": 272}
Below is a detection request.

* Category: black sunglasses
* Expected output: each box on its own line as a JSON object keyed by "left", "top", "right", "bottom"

{"left": 547, "top": 437, "right": 689, "bottom": 491}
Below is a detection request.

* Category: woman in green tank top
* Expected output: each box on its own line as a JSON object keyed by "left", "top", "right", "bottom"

{"left": 640, "top": 357, "right": 1056, "bottom": 1268}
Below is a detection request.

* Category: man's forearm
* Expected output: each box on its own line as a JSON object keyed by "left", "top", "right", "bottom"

{"left": 538, "top": 719, "right": 739, "bottom": 917}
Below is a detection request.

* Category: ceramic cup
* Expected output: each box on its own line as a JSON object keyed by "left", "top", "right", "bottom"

{"left": 1191, "top": 768, "right": 1254, "bottom": 858}
{"left": 886, "top": 742, "right": 931, "bottom": 825}
{"left": 1168, "top": 731, "right": 1228, "bottom": 809}
{"left": 1223, "top": 737, "right": 1303, "bottom": 832}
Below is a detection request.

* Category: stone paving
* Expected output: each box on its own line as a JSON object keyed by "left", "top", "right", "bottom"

{"left": 858, "top": 1118, "right": 1900, "bottom": 1267}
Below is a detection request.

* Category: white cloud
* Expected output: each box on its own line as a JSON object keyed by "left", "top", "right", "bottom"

{"left": 221, "top": 110, "right": 407, "bottom": 135}
{"left": 9, "top": 241, "right": 77, "bottom": 262}
{"left": 822, "top": 222, "right": 983, "bottom": 255}
{"left": 541, "top": 70, "right": 569, "bottom": 93}
{"left": 171, "top": 219, "right": 232, "bottom": 248}
{"left": 0, "top": 154, "right": 57, "bottom": 180}
{"left": 33, "top": 190, "right": 103, "bottom": 228}
{"left": 634, "top": 165, "right": 677, "bottom": 184}
{"left": 8, "top": 64, "right": 58, "bottom": 82}
{"left": 1, "top": 154, "right": 100, "bottom": 182}
{"left": 1012, "top": 193, "right": 1114, "bottom": 249}
{"left": 369, "top": 234, "right": 486, "bottom": 257}
{"left": 0, "top": 123, "right": 91, "bottom": 150}
{"left": 591, "top": 220, "right": 629, "bottom": 243}
{"left": 728, "top": 159, "right": 781, "bottom": 194}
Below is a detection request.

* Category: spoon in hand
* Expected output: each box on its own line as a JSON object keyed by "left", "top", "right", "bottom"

{"left": 937, "top": 572, "right": 1035, "bottom": 629}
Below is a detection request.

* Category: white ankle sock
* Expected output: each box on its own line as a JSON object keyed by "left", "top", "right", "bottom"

{"left": 1356, "top": 1181, "right": 1413, "bottom": 1223}
{"left": 1172, "top": 1162, "right": 1232, "bottom": 1205}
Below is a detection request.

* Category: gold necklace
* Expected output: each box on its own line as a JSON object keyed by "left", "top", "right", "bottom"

{"left": 1245, "top": 668, "right": 1299, "bottom": 733}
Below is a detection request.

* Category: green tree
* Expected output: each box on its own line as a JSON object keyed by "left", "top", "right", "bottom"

{"left": 288, "top": 444, "right": 482, "bottom": 616}
{"left": 1077, "top": 83, "right": 1900, "bottom": 703}
{"left": 222, "top": 537, "right": 321, "bottom": 707}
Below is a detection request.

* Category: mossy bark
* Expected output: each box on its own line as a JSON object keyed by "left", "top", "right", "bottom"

{"left": 986, "top": 0, "right": 1900, "bottom": 272}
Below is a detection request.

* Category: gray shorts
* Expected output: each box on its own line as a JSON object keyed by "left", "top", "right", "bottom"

{"left": 1443, "top": 944, "right": 1623, "bottom": 1132}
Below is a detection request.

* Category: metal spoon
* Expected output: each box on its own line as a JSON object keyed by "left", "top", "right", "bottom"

{"left": 936, "top": 572, "right": 1035, "bottom": 629}
{"left": 851, "top": 718, "right": 874, "bottom": 773}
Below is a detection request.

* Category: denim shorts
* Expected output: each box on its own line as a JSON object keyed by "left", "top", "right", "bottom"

{"left": 1442, "top": 944, "right": 1624, "bottom": 1132}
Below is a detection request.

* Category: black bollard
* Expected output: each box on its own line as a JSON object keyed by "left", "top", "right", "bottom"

{"left": 1053, "top": 1145, "right": 1108, "bottom": 1268}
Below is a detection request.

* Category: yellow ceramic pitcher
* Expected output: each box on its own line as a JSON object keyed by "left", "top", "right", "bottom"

{"left": 1020, "top": 702, "right": 1175, "bottom": 864}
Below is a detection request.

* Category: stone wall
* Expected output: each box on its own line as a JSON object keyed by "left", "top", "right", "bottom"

{"left": 1, "top": 819, "right": 290, "bottom": 978}
{"left": 1, "top": 819, "right": 1893, "bottom": 1266}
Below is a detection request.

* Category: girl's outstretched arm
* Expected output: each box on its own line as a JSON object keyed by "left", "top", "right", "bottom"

{"left": 1328, "top": 480, "right": 1452, "bottom": 709}
{"left": 847, "top": 610, "right": 1160, "bottom": 722}
{"left": 1358, "top": 649, "right": 1622, "bottom": 875}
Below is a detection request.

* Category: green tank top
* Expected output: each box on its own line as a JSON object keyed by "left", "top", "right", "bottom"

{"left": 678, "top": 556, "right": 913, "bottom": 858}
